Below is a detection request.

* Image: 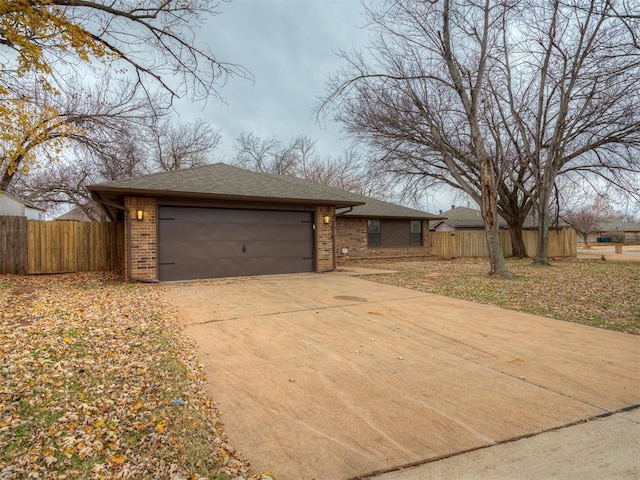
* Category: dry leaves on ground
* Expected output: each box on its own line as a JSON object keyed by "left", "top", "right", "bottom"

{"left": 355, "top": 257, "right": 640, "bottom": 334}
{"left": 0, "top": 272, "right": 260, "bottom": 480}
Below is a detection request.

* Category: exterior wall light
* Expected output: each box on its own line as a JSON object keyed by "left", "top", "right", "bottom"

{"left": 323, "top": 214, "right": 331, "bottom": 225}
{"left": 136, "top": 209, "right": 144, "bottom": 221}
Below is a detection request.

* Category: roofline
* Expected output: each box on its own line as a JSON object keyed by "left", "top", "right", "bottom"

{"left": 0, "top": 190, "right": 46, "bottom": 211}
{"left": 86, "top": 185, "right": 366, "bottom": 208}
{"left": 339, "top": 213, "right": 448, "bottom": 220}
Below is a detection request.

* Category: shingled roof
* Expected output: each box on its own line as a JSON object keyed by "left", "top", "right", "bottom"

{"left": 87, "top": 163, "right": 366, "bottom": 219}
{"left": 88, "top": 163, "right": 444, "bottom": 221}
{"left": 263, "top": 173, "right": 443, "bottom": 220}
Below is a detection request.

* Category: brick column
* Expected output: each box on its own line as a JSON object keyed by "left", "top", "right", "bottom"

{"left": 315, "top": 206, "right": 336, "bottom": 272}
{"left": 124, "top": 197, "right": 158, "bottom": 281}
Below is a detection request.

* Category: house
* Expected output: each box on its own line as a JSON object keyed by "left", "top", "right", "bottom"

{"left": 430, "top": 206, "right": 508, "bottom": 232}
{"left": 0, "top": 191, "right": 46, "bottom": 220}
{"left": 431, "top": 206, "right": 569, "bottom": 232}
{"left": 589, "top": 220, "right": 640, "bottom": 244}
{"left": 87, "top": 163, "right": 444, "bottom": 282}
{"left": 55, "top": 203, "right": 106, "bottom": 222}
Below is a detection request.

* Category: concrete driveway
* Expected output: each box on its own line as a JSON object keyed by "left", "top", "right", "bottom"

{"left": 163, "top": 272, "right": 640, "bottom": 480}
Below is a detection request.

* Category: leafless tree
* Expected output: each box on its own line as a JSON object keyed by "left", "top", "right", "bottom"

{"left": 321, "top": 0, "right": 640, "bottom": 268}
{"left": 320, "top": 0, "right": 513, "bottom": 276}
{"left": 0, "top": 0, "right": 250, "bottom": 103}
{"left": 0, "top": 77, "right": 159, "bottom": 191}
{"left": 233, "top": 133, "right": 304, "bottom": 176}
{"left": 232, "top": 133, "right": 391, "bottom": 198}
{"left": 562, "top": 208, "right": 604, "bottom": 245}
{"left": 153, "top": 119, "right": 221, "bottom": 172}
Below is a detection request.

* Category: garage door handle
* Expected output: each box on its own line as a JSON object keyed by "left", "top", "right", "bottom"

{"left": 159, "top": 262, "right": 176, "bottom": 266}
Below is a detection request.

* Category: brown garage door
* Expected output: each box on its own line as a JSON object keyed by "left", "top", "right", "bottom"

{"left": 158, "top": 206, "right": 314, "bottom": 281}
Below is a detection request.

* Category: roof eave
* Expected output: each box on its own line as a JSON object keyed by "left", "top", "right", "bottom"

{"left": 86, "top": 186, "right": 365, "bottom": 208}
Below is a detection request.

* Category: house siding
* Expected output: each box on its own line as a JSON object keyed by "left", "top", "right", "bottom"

{"left": 125, "top": 197, "right": 158, "bottom": 281}
{"left": 335, "top": 217, "right": 434, "bottom": 262}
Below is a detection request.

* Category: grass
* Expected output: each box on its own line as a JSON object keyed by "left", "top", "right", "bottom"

{"left": 354, "top": 257, "right": 640, "bottom": 335}
{"left": 0, "top": 272, "right": 257, "bottom": 480}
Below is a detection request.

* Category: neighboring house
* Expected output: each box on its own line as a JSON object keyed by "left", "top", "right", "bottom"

{"left": 0, "top": 191, "right": 46, "bottom": 220}
{"left": 87, "top": 163, "right": 443, "bottom": 282}
{"left": 431, "top": 206, "right": 568, "bottom": 232}
{"left": 430, "top": 206, "right": 508, "bottom": 232}
{"left": 55, "top": 204, "right": 105, "bottom": 222}
{"left": 586, "top": 220, "right": 640, "bottom": 244}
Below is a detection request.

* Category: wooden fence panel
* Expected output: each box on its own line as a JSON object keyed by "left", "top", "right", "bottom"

{"left": 27, "top": 221, "right": 124, "bottom": 274}
{"left": 0, "top": 216, "right": 27, "bottom": 274}
{"left": 431, "top": 229, "right": 576, "bottom": 259}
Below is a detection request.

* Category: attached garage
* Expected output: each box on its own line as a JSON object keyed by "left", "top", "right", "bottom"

{"left": 87, "top": 163, "right": 364, "bottom": 282}
{"left": 158, "top": 207, "right": 314, "bottom": 281}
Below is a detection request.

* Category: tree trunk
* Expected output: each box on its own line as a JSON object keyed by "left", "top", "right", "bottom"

{"left": 480, "top": 158, "right": 512, "bottom": 277}
{"left": 533, "top": 190, "right": 551, "bottom": 265}
{"left": 509, "top": 225, "right": 528, "bottom": 258}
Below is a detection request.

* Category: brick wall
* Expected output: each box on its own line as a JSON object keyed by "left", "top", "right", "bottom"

{"left": 124, "top": 197, "right": 157, "bottom": 281}
{"left": 315, "top": 206, "right": 336, "bottom": 272}
{"left": 335, "top": 217, "right": 433, "bottom": 263}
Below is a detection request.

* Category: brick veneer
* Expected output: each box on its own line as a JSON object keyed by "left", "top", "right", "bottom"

{"left": 124, "top": 197, "right": 157, "bottom": 281}
{"left": 335, "top": 217, "right": 433, "bottom": 262}
{"left": 315, "top": 206, "right": 336, "bottom": 272}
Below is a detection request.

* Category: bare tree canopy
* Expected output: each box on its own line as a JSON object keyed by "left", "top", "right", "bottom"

{"left": 231, "top": 132, "right": 390, "bottom": 199}
{"left": 0, "top": 0, "right": 248, "bottom": 191}
{"left": 0, "top": 0, "right": 249, "bottom": 100}
{"left": 0, "top": 77, "right": 158, "bottom": 191}
{"left": 321, "top": 0, "right": 640, "bottom": 269}
{"left": 321, "top": 0, "right": 513, "bottom": 276}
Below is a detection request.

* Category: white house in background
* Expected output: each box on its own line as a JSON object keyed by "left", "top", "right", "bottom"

{"left": 0, "top": 191, "right": 46, "bottom": 220}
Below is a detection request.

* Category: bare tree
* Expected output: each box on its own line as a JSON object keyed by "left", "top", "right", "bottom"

{"left": 233, "top": 133, "right": 302, "bottom": 176}
{"left": 490, "top": 0, "right": 640, "bottom": 264}
{"left": 321, "top": 0, "right": 512, "bottom": 276}
{"left": 0, "top": 0, "right": 249, "bottom": 102}
{"left": 321, "top": 0, "right": 640, "bottom": 268}
{"left": 153, "top": 119, "right": 221, "bottom": 172}
{"left": 562, "top": 207, "right": 604, "bottom": 245}
{"left": 0, "top": 77, "right": 159, "bottom": 191}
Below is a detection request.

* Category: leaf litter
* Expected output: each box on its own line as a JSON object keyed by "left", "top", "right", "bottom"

{"left": 0, "top": 272, "right": 261, "bottom": 480}
{"left": 355, "top": 257, "right": 640, "bottom": 335}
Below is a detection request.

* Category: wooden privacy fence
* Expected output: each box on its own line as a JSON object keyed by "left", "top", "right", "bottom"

{"left": 0, "top": 217, "right": 124, "bottom": 274}
{"left": 431, "top": 229, "right": 577, "bottom": 259}
{"left": 1, "top": 216, "right": 28, "bottom": 274}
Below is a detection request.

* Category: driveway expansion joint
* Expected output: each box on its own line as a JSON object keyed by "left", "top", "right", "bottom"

{"left": 349, "top": 405, "right": 640, "bottom": 480}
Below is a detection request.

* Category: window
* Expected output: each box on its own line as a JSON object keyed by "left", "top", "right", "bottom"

{"left": 410, "top": 220, "right": 422, "bottom": 246}
{"left": 367, "top": 219, "right": 423, "bottom": 248}
{"left": 367, "top": 219, "right": 380, "bottom": 246}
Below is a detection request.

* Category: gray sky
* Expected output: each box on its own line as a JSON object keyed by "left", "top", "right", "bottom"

{"left": 176, "top": 0, "right": 368, "bottom": 159}
{"left": 175, "top": 0, "right": 462, "bottom": 213}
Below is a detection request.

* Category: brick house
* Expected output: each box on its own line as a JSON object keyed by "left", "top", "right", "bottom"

{"left": 88, "top": 163, "right": 443, "bottom": 282}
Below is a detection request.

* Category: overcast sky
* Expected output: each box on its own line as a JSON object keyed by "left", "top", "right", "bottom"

{"left": 174, "top": 0, "right": 463, "bottom": 212}
{"left": 176, "top": 0, "right": 367, "bottom": 156}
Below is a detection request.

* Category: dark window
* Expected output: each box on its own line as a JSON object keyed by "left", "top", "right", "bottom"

{"left": 410, "top": 220, "right": 422, "bottom": 246}
{"left": 367, "top": 219, "right": 380, "bottom": 246}
{"left": 367, "top": 219, "right": 423, "bottom": 247}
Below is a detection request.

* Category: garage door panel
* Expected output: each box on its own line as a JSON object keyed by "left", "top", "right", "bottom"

{"left": 160, "top": 240, "right": 313, "bottom": 260}
{"left": 158, "top": 207, "right": 315, "bottom": 281}
{"left": 159, "top": 206, "right": 312, "bottom": 225}
{"left": 160, "top": 223, "right": 311, "bottom": 243}
{"left": 160, "top": 256, "right": 313, "bottom": 281}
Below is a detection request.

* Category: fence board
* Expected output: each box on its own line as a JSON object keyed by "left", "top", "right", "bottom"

{"left": 26, "top": 221, "right": 124, "bottom": 274}
{"left": 432, "top": 229, "right": 576, "bottom": 259}
{"left": 0, "top": 216, "right": 27, "bottom": 274}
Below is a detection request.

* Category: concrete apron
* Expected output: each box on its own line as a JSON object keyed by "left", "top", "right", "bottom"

{"left": 163, "top": 274, "right": 640, "bottom": 480}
